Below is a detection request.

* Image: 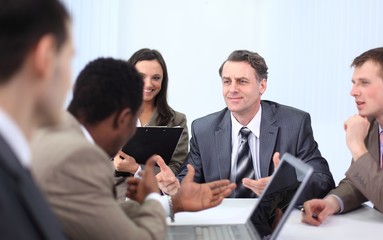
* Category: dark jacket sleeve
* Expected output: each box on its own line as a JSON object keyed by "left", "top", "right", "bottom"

{"left": 294, "top": 113, "right": 335, "bottom": 205}
{"left": 177, "top": 119, "right": 205, "bottom": 183}
{"left": 168, "top": 111, "right": 189, "bottom": 175}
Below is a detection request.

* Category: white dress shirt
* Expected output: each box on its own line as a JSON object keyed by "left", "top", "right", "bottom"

{"left": 230, "top": 106, "right": 262, "bottom": 183}
{"left": 0, "top": 108, "right": 30, "bottom": 168}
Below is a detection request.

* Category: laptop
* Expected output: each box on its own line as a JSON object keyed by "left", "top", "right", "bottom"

{"left": 115, "top": 126, "right": 184, "bottom": 177}
{"left": 167, "top": 152, "right": 313, "bottom": 240}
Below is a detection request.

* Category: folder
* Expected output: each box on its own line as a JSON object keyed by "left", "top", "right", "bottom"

{"left": 115, "top": 126, "right": 184, "bottom": 177}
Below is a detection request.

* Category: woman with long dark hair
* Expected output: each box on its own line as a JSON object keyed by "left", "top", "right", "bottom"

{"left": 114, "top": 48, "right": 189, "bottom": 176}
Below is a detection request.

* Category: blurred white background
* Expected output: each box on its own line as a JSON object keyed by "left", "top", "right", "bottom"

{"left": 61, "top": 0, "right": 383, "bottom": 184}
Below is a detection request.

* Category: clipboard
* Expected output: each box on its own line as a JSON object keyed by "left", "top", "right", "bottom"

{"left": 115, "top": 126, "right": 184, "bottom": 177}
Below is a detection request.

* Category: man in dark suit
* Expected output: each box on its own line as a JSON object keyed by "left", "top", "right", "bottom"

{"left": 158, "top": 50, "right": 335, "bottom": 204}
{"left": 302, "top": 47, "right": 383, "bottom": 226}
{"left": 0, "top": 0, "right": 73, "bottom": 239}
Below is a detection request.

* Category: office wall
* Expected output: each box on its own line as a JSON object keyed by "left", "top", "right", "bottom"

{"left": 251, "top": 0, "right": 383, "bottom": 184}
{"left": 62, "top": 0, "right": 383, "bottom": 184}
{"left": 61, "top": 0, "right": 121, "bottom": 105}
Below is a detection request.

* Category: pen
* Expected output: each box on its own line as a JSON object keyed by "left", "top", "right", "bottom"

{"left": 298, "top": 205, "right": 318, "bottom": 219}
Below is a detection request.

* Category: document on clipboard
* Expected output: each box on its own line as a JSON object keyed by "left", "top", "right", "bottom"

{"left": 115, "top": 126, "right": 184, "bottom": 177}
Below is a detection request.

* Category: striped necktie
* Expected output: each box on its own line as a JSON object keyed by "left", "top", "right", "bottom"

{"left": 235, "top": 127, "right": 256, "bottom": 198}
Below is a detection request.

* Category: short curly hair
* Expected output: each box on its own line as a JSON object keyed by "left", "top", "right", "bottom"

{"left": 68, "top": 58, "right": 143, "bottom": 125}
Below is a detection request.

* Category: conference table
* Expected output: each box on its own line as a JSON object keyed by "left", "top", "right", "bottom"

{"left": 167, "top": 199, "right": 383, "bottom": 239}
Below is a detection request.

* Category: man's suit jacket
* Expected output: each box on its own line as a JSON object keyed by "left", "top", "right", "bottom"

{"left": 0, "top": 135, "right": 65, "bottom": 240}
{"left": 177, "top": 100, "right": 335, "bottom": 204}
{"left": 31, "top": 112, "right": 166, "bottom": 240}
{"left": 329, "top": 120, "right": 383, "bottom": 213}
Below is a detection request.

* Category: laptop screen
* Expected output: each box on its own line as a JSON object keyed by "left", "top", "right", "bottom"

{"left": 249, "top": 153, "right": 313, "bottom": 239}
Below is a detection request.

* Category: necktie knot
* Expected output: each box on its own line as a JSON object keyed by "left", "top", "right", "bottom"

{"left": 240, "top": 127, "right": 251, "bottom": 139}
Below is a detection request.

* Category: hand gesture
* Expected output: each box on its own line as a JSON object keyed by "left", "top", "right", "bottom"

{"left": 301, "top": 196, "right": 340, "bottom": 226}
{"left": 114, "top": 150, "right": 140, "bottom": 174}
{"left": 126, "top": 157, "right": 160, "bottom": 204}
{"left": 155, "top": 156, "right": 180, "bottom": 195}
{"left": 344, "top": 115, "right": 369, "bottom": 160}
{"left": 243, "top": 152, "right": 280, "bottom": 195}
{"left": 171, "top": 164, "right": 236, "bottom": 213}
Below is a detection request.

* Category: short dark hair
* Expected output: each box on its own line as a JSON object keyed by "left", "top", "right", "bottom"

{"left": 0, "top": 0, "right": 69, "bottom": 82}
{"left": 352, "top": 47, "right": 383, "bottom": 79}
{"left": 68, "top": 58, "right": 143, "bottom": 125}
{"left": 219, "top": 50, "right": 269, "bottom": 81}
{"left": 127, "top": 48, "right": 173, "bottom": 126}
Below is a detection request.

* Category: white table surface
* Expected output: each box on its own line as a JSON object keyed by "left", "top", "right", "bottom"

{"left": 279, "top": 202, "right": 383, "bottom": 239}
{"left": 167, "top": 199, "right": 383, "bottom": 239}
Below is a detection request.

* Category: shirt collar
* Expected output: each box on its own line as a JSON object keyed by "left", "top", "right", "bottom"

{"left": 0, "top": 108, "right": 30, "bottom": 168}
{"left": 80, "top": 125, "right": 95, "bottom": 144}
{"left": 231, "top": 106, "right": 262, "bottom": 138}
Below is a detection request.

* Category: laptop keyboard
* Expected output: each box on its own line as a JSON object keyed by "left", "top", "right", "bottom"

{"left": 194, "top": 225, "right": 240, "bottom": 240}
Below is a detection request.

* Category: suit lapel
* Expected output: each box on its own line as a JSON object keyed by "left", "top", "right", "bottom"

{"left": 147, "top": 109, "right": 159, "bottom": 126}
{"left": 259, "top": 101, "right": 279, "bottom": 177}
{"left": 0, "top": 135, "right": 64, "bottom": 239}
{"left": 367, "top": 121, "right": 379, "bottom": 163}
{"left": 215, "top": 110, "right": 232, "bottom": 179}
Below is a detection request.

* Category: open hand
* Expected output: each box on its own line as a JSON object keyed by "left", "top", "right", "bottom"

{"left": 171, "top": 164, "right": 236, "bottom": 213}
{"left": 155, "top": 156, "right": 180, "bottom": 195}
{"left": 243, "top": 152, "right": 280, "bottom": 196}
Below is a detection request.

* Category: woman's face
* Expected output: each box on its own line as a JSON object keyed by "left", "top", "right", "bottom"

{"left": 135, "top": 60, "right": 163, "bottom": 104}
